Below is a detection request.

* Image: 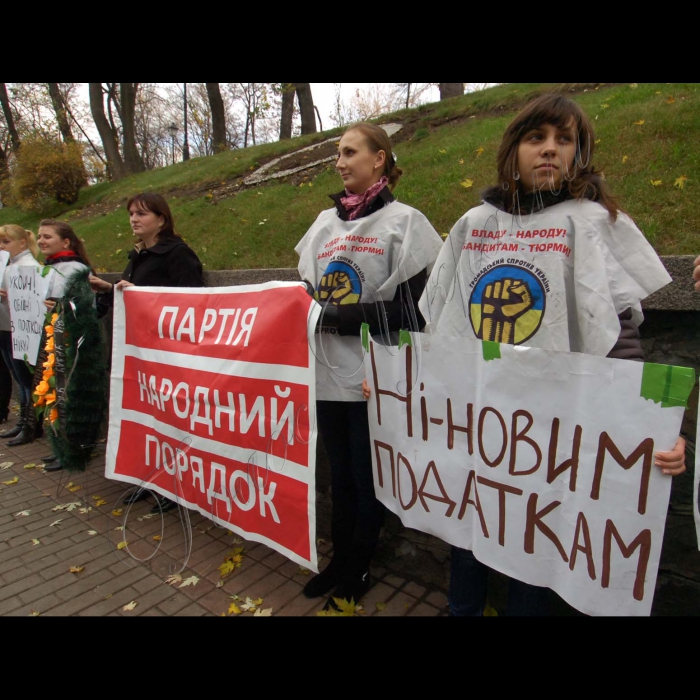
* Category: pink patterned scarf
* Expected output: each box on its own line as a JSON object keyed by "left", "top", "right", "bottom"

{"left": 340, "top": 176, "right": 389, "bottom": 221}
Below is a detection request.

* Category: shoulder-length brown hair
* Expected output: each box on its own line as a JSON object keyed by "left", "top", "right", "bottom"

{"left": 39, "top": 219, "right": 94, "bottom": 272}
{"left": 496, "top": 93, "right": 621, "bottom": 221}
{"left": 127, "top": 192, "right": 179, "bottom": 239}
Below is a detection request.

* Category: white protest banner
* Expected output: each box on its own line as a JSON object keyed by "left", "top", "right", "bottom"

{"left": 363, "top": 330, "right": 695, "bottom": 616}
{"left": 7, "top": 264, "right": 52, "bottom": 365}
{"left": 106, "top": 282, "right": 321, "bottom": 570}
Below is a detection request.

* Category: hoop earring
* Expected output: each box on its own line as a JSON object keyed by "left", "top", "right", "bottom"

{"left": 513, "top": 171, "right": 520, "bottom": 181}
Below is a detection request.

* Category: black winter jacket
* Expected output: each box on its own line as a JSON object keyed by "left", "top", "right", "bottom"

{"left": 97, "top": 236, "right": 204, "bottom": 316}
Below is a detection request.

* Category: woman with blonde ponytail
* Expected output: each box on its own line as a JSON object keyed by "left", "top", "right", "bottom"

{"left": 0, "top": 225, "right": 43, "bottom": 439}
{"left": 295, "top": 122, "right": 443, "bottom": 610}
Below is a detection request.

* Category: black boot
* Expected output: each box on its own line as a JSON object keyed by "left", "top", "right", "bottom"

{"left": 7, "top": 402, "right": 36, "bottom": 446}
{"left": 325, "top": 568, "right": 372, "bottom": 611}
{"left": 303, "top": 555, "right": 347, "bottom": 599}
{"left": 1, "top": 403, "right": 27, "bottom": 439}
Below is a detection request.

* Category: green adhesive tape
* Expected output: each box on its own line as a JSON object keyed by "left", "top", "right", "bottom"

{"left": 482, "top": 340, "right": 501, "bottom": 362}
{"left": 361, "top": 323, "right": 369, "bottom": 352}
{"left": 398, "top": 329, "right": 412, "bottom": 350}
{"left": 640, "top": 362, "right": 696, "bottom": 408}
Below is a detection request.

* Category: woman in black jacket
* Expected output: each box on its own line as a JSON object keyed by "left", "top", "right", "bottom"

{"left": 90, "top": 192, "right": 204, "bottom": 512}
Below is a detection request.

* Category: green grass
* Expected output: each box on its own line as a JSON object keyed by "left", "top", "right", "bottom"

{"left": 1, "top": 82, "right": 697, "bottom": 271}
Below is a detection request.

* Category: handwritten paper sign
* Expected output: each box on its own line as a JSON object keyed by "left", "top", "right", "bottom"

{"left": 363, "top": 331, "right": 694, "bottom": 616}
{"left": 106, "top": 282, "right": 321, "bottom": 570}
{"left": 7, "top": 265, "right": 51, "bottom": 365}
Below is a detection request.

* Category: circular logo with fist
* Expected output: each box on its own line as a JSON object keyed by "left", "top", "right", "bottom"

{"left": 469, "top": 264, "right": 545, "bottom": 345}
{"left": 315, "top": 261, "right": 362, "bottom": 306}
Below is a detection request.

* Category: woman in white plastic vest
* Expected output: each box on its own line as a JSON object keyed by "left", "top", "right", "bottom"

{"left": 295, "top": 122, "right": 443, "bottom": 610}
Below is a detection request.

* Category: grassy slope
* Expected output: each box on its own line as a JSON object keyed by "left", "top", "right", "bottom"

{"left": 0, "top": 82, "right": 696, "bottom": 273}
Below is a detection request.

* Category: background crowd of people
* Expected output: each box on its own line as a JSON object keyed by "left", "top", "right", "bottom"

{"left": 0, "top": 93, "right": 694, "bottom": 615}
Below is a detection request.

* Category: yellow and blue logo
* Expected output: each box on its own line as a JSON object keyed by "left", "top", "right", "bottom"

{"left": 469, "top": 265, "right": 546, "bottom": 345}
{"left": 315, "top": 261, "right": 362, "bottom": 306}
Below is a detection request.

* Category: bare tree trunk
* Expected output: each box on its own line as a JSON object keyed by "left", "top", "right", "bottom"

{"left": 47, "top": 83, "right": 75, "bottom": 143}
{"left": 47, "top": 83, "right": 88, "bottom": 187}
{"left": 294, "top": 83, "right": 317, "bottom": 135}
{"left": 0, "top": 142, "right": 7, "bottom": 179}
{"left": 205, "top": 83, "right": 228, "bottom": 153}
{"left": 405, "top": 83, "right": 412, "bottom": 109}
{"left": 279, "top": 83, "right": 296, "bottom": 140}
{"left": 0, "top": 83, "right": 21, "bottom": 153}
{"left": 89, "top": 83, "right": 127, "bottom": 180}
{"left": 119, "top": 83, "right": 146, "bottom": 173}
{"left": 243, "top": 110, "right": 250, "bottom": 149}
{"left": 439, "top": 83, "right": 464, "bottom": 100}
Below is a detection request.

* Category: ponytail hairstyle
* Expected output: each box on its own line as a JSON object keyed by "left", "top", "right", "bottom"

{"left": 0, "top": 224, "right": 40, "bottom": 258}
{"left": 39, "top": 219, "right": 95, "bottom": 272}
{"left": 345, "top": 122, "right": 404, "bottom": 190}
{"left": 126, "top": 192, "right": 178, "bottom": 240}
{"left": 496, "top": 93, "right": 621, "bottom": 221}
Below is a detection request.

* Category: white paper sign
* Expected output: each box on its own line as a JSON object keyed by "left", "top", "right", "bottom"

{"left": 363, "top": 332, "right": 693, "bottom": 616}
{"left": 7, "top": 265, "right": 52, "bottom": 365}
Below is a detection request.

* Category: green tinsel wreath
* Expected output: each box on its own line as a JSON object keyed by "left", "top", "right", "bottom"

{"left": 36, "top": 268, "right": 108, "bottom": 472}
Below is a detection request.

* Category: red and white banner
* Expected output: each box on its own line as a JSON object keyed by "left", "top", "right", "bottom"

{"left": 106, "top": 282, "right": 321, "bottom": 570}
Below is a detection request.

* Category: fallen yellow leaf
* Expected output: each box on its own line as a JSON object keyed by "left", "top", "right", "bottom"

{"left": 152, "top": 535, "right": 162, "bottom": 542}
{"left": 218, "top": 560, "right": 236, "bottom": 578}
{"left": 67, "top": 484, "right": 82, "bottom": 493}
{"left": 69, "top": 566, "right": 85, "bottom": 574}
{"left": 111, "top": 509, "right": 123, "bottom": 517}
{"left": 297, "top": 567, "right": 310, "bottom": 576}
{"left": 633, "top": 120, "right": 645, "bottom": 126}
{"left": 254, "top": 607, "right": 273, "bottom": 617}
{"left": 622, "top": 155, "right": 629, "bottom": 164}
{"left": 650, "top": 179, "right": 663, "bottom": 187}
{"left": 117, "top": 541, "right": 128, "bottom": 550}
{"left": 376, "top": 602, "right": 387, "bottom": 611}
{"left": 474, "top": 147, "right": 485, "bottom": 158}
{"left": 122, "top": 601, "right": 137, "bottom": 611}
{"left": 460, "top": 180, "right": 474, "bottom": 189}
{"left": 667, "top": 96, "right": 675, "bottom": 104}
{"left": 179, "top": 575, "right": 200, "bottom": 588}
{"left": 228, "top": 602, "right": 242, "bottom": 615}
{"left": 2, "top": 476, "right": 18, "bottom": 485}
{"left": 251, "top": 597, "right": 264, "bottom": 606}
{"left": 439, "top": 149, "right": 447, "bottom": 154}
{"left": 674, "top": 175, "right": 689, "bottom": 189}
{"left": 28, "top": 611, "right": 41, "bottom": 617}
{"left": 94, "top": 499, "right": 107, "bottom": 507}
{"left": 31, "top": 539, "right": 40, "bottom": 546}
{"left": 23, "top": 463, "right": 36, "bottom": 470}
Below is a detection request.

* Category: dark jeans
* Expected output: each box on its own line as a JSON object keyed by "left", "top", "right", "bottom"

{"left": 317, "top": 400, "right": 385, "bottom": 575}
{"left": 0, "top": 330, "right": 34, "bottom": 406}
{"left": 449, "top": 546, "right": 551, "bottom": 616}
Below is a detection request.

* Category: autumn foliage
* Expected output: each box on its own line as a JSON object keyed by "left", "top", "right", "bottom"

{"left": 8, "top": 135, "right": 85, "bottom": 211}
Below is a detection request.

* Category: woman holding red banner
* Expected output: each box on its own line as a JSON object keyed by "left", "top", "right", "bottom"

{"left": 295, "top": 122, "right": 444, "bottom": 610}
{"left": 90, "top": 192, "right": 203, "bottom": 513}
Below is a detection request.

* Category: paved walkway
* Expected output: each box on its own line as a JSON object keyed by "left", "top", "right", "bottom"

{"left": 0, "top": 408, "right": 448, "bottom": 618}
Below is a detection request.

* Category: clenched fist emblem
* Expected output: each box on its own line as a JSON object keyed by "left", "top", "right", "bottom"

{"left": 479, "top": 278, "right": 533, "bottom": 344}
{"left": 315, "top": 270, "right": 360, "bottom": 306}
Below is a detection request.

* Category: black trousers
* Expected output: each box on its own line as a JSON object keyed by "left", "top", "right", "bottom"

{"left": 0, "top": 342, "right": 11, "bottom": 419}
{"left": 317, "top": 400, "right": 385, "bottom": 575}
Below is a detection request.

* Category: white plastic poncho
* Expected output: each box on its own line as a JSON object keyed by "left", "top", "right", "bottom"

{"left": 418, "top": 199, "right": 671, "bottom": 356}
{"left": 296, "top": 200, "right": 443, "bottom": 401}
